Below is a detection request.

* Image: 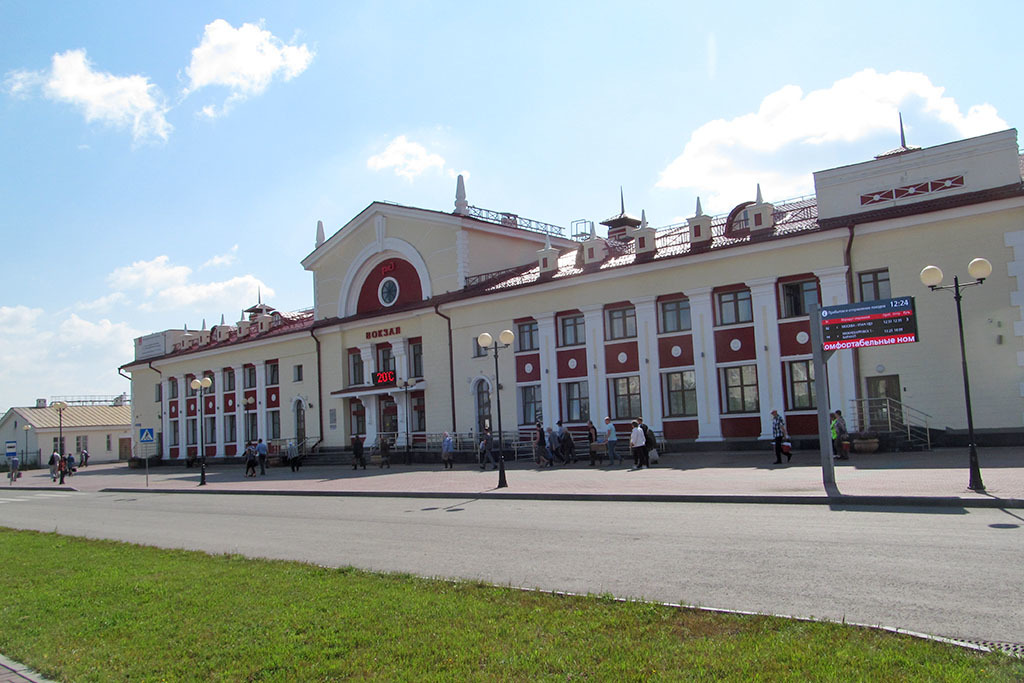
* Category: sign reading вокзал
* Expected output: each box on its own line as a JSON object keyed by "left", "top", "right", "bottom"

{"left": 820, "top": 297, "right": 919, "bottom": 351}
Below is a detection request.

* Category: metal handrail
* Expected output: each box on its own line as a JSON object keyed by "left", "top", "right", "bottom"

{"left": 467, "top": 206, "right": 567, "bottom": 238}
{"left": 849, "top": 397, "right": 932, "bottom": 450}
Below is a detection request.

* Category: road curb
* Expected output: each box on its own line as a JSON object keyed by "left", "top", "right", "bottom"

{"left": 97, "top": 487, "right": 1024, "bottom": 509}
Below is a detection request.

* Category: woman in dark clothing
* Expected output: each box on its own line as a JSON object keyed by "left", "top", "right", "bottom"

{"left": 352, "top": 435, "right": 366, "bottom": 470}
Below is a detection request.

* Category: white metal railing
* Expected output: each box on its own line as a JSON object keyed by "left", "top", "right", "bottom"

{"left": 849, "top": 398, "right": 931, "bottom": 450}
{"left": 467, "top": 206, "right": 567, "bottom": 238}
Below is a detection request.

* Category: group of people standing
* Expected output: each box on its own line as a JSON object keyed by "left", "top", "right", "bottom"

{"left": 527, "top": 417, "right": 655, "bottom": 469}
{"left": 243, "top": 439, "right": 269, "bottom": 477}
{"left": 47, "top": 449, "right": 87, "bottom": 484}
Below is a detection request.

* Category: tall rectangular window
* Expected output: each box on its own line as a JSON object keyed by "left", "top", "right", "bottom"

{"left": 348, "top": 352, "right": 364, "bottom": 386}
{"left": 168, "top": 379, "right": 178, "bottom": 399}
{"left": 559, "top": 314, "right": 585, "bottom": 346}
{"left": 267, "top": 410, "right": 280, "bottom": 440}
{"left": 721, "top": 365, "right": 759, "bottom": 413}
{"left": 788, "top": 360, "right": 816, "bottom": 410}
{"left": 75, "top": 435, "right": 88, "bottom": 452}
{"left": 472, "top": 337, "right": 488, "bottom": 357}
{"left": 186, "top": 418, "right": 198, "bottom": 446}
{"left": 53, "top": 437, "right": 66, "bottom": 453}
{"left": 245, "top": 412, "right": 258, "bottom": 442}
{"left": 780, "top": 280, "right": 818, "bottom": 318}
{"left": 204, "top": 416, "right": 216, "bottom": 444}
{"left": 155, "top": 383, "right": 162, "bottom": 402}
{"left": 244, "top": 366, "right": 257, "bottom": 389}
{"left": 186, "top": 376, "right": 197, "bottom": 397}
{"left": 223, "top": 368, "right": 235, "bottom": 392}
{"left": 168, "top": 421, "right": 178, "bottom": 447}
{"left": 224, "top": 414, "right": 237, "bottom": 443}
{"left": 106, "top": 434, "right": 111, "bottom": 451}
{"left": 609, "top": 376, "right": 642, "bottom": 420}
{"left": 203, "top": 372, "right": 215, "bottom": 393}
{"left": 377, "top": 345, "right": 395, "bottom": 373}
{"left": 516, "top": 321, "right": 538, "bottom": 352}
{"left": 293, "top": 364, "right": 303, "bottom": 382}
{"left": 663, "top": 370, "right": 697, "bottom": 417}
{"left": 660, "top": 299, "right": 691, "bottom": 333}
{"left": 412, "top": 395, "right": 426, "bottom": 431}
{"left": 410, "top": 342, "right": 423, "bottom": 378}
{"left": 349, "top": 401, "right": 365, "bottom": 435}
{"left": 562, "top": 381, "right": 590, "bottom": 422}
{"left": 717, "top": 289, "right": 753, "bottom": 325}
{"left": 519, "top": 385, "right": 541, "bottom": 424}
{"left": 328, "top": 408, "right": 337, "bottom": 431}
{"left": 605, "top": 307, "right": 637, "bottom": 340}
{"left": 265, "top": 361, "right": 279, "bottom": 386}
{"left": 858, "top": 269, "right": 891, "bottom": 302}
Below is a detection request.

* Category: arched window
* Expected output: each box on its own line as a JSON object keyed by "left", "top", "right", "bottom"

{"left": 474, "top": 379, "right": 492, "bottom": 434}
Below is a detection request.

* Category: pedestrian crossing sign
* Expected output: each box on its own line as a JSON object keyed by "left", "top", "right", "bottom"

{"left": 139, "top": 428, "right": 155, "bottom": 443}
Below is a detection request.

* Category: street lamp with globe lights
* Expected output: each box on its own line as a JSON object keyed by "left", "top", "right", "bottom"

{"left": 476, "top": 329, "right": 515, "bottom": 489}
{"left": 22, "top": 424, "right": 32, "bottom": 465}
{"left": 51, "top": 401, "right": 68, "bottom": 484}
{"left": 919, "top": 257, "right": 992, "bottom": 491}
{"left": 190, "top": 376, "right": 213, "bottom": 486}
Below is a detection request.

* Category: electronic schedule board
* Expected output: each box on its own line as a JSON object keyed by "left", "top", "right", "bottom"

{"left": 819, "top": 297, "right": 919, "bottom": 351}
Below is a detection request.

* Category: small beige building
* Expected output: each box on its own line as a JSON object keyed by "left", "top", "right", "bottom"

{"left": 122, "top": 128, "right": 1024, "bottom": 459}
{"left": 0, "top": 399, "right": 132, "bottom": 467}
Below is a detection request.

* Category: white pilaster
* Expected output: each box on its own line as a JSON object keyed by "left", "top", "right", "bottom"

{"left": 214, "top": 369, "right": 225, "bottom": 456}
{"left": 689, "top": 287, "right": 723, "bottom": 441}
{"left": 634, "top": 296, "right": 661, "bottom": 430}
{"left": 256, "top": 361, "right": 267, "bottom": 442}
{"left": 581, "top": 305, "right": 605, "bottom": 423}
{"left": 161, "top": 376, "right": 172, "bottom": 458}
{"left": 537, "top": 316, "right": 557, "bottom": 426}
{"left": 232, "top": 365, "right": 245, "bottom": 453}
{"left": 748, "top": 277, "right": 783, "bottom": 440}
{"left": 392, "top": 339, "right": 409, "bottom": 446}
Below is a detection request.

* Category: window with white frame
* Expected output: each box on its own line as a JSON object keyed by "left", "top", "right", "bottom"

{"left": 412, "top": 395, "right": 426, "bottom": 431}
{"left": 562, "top": 381, "right": 589, "bottom": 422}
{"left": 204, "top": 416, "right": 216, "bottom": 444}
{"left": 858, "top": 269, "right": 891, "bottom": 302}
{"left": 472, "top": 337, "right": 488, "bottom": 357}
{"left": 155, "top": 383, "right": 162, "bottom": 402}
{"left": 328, "top": 408, "right": 337, "bottom": 431}
{"left": 75, "top": 435, "right": 88, "bottom": 452}
{"left": 377, "top": 346, "right": 395, "bottom": 373}
{"left": 659, "top": 298, "right": 691, "bottom": 333}
{"left": 224, "top": 414, "right": 237, "bottom": 443}
{"left": 168, "top": 378, "right": 178, "bottom": 399}
{"left": 780, "top": 280, "right": 818, "bottom": 318}
{"left": 721, "top": 365, "right": 759, "bottom": 413}
{"left": 348, "top": 351, "right": 364, "bottom": 386}
{"left": 245, "top": 412, "right": 258, "bottom": 442}
{"left": 243, "top": 366, "right": 257, "bottom": 390}
{"left": 609, "top": 376, "right": 642, "bottom": 420}
{"left": 265, "top": 361, "right": 279, "bottom": 386}
{"left": 187, "top": 418, "right": 198, "bottom": 446}
{"left": 519, "top": 385, "right": 542, "bottom": 424}
{"left": 559, "top": 314, "right": 585, "bottom": 347}
{"left": 787, "top": 360, "right": 816, "bottom": 410}
{"left": 410, "top": 342, "right": 423, "bottom": 378}
{"left": 605, "top": 306, "right": 636, "bottom": 340}
{"left": 663, "top": 370, "right": 697, "bottom": 417}
{"left": 223, "top": 368, "right": 235, "bottom": 391}
{"left": 267, "top": 410, "right": 280, "bottom": 440}
{"left": 516, "top": 321, "right": 538, "bottom": 352}
{"left": 293, "top": 364, "right": 303, "bottom": 382}
{"left": 716, "top": 289, "right": 752, "bottom": 325}
{"left": 106, "top": 434, "right": 112, "bottom": 451}
{"left": 168, "top": 422, "right": 178, "bottom": 447}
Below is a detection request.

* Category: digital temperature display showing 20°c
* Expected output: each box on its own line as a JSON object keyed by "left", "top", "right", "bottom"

{"left": 373, "top": 370, "right": 396, "bottom": 386}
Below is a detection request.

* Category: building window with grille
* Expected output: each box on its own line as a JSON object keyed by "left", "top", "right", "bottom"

{"left": 858, "top": 269, "right": 891, "bottom": 302}
{"left": 716, "top": 289, "right": 753, "bottom": 325}
{"left": 562, "top": 380, "right": 590, "bottom": 422}
{"left": 187, "top": 418, "right": 198, "bottom": 446}
{"left": 244, "top": 366, "right": 257, "bottom": 390}
{"left": 75, "top": 435, "right": 88, "bottom": 452}
{"left": 516, "top": 320, "right": 538, "bottom": 352}
{"left": 204, "top": 416, "right": 216, "bottom": 444}
{"left": 559, "top": 314, "right": 585, "bottom": 347}
{"left": 224, "top": 368, "right": 235, "bottom": 391}
{"left": 663, "top": 370, "right": 697, "bottom": 417}
{"left": 780, "top": 280, "right": 819, "bottom": 318}
{"left": 609, "top": 376, "right": 642, "bottom": 420}
{"left": 412, "top": 395, "right": 426, "bottom": 431}
{"left": 265, "top": 361, "right": 279, "bottom": 386}
{"left": 267, "top": 410, "right": 280, "bottom": 440}
{"left": 660, "top": 298, "right": 691, "bottom": 333}
{"left": 410, "top": 342, "right": 423, "bottom": 378}
{"left": 721, "top": 365, "right": 759, "bottom": 414}
{"left": 168, "top": 421, "right": 178, "bottom": 448}
{"left": 168, "top": 378, "right": 178, "bottom": 399}
{"left": 348, "top": 351, "right": 364, "bottom": 386}
{"left": 519, "top": 385, "right": 541, "bottom": 424}
{"left": 605, "top": 306, "right": 636, "bottom": 340}
{"left": 225, "top": 414, "right": 237, "bottom": 443}
{"left": 787, "top": 360, "right": 816, "bottom": 410}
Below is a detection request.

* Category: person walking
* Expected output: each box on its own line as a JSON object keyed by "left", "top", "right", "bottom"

{"left": 540, "top": 427, "right": 556, "bottom": 467}
{"left": 587, "top": 420, "right": 601, "bottom": 466}
{"left": 256, "top": 438, "right": 268, "bottom": 475}
{"left": 771, "top": 409, "right": 789, "bottom": 464}
{"left": 351, "top": 435, "right": 366, "bottom": 470}
{"left": 7, "top": 454, "right": 18, "bottom": 485}
{"left": 533, "top": 422, "right": 545, "bottom": 466}
{"left": 630, "top": 420, "right": 647, "bottom": 469}
{"left": 244, "top": 442, "right": 258, "bottom": 477}
{"left": 80, "top": 449, "right": 89, "bottom": 468}
{"left": 479, "top": 428, "right": 496, "bottom": 470}
{"left": 441, "top": 432, "right": 454, "bottom": 469}
{"left": 49, "top": 450, "right": 60, "bottom": 482}
{"left": 286, "top": 440, "right": 301, "bottom": 472}
{"left": 604, "top": 417, "right": 620, "bottom": 466}
{"left": 58, "top": 453, "right": 67, "bottom": 485}
{"left": 833, "top": 409, "right": 850, "bottom": 460}
{"left": 379, "top": 435, "right": 391, "bottom": 468}
{"left": 66, "top": 452, "right": 76, "bottom": 477}
{"left": 637, "top": 417, "right": 655, "bottom": 467}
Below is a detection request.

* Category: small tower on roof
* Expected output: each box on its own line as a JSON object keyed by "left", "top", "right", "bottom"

{"left": 687, "top": 197, "right": 712, "bottom": 246}
{"left": 631, "top": 209, "right": 658, "bottom": 258}
{"left": 315, "top": 220, "right": 326, "bottom": 249}
{"left": 454, "top": 175, "right": 469, "bottom": 215}
{"left": 600, "top": 188, "right": 641, "bottom": 242}
{"left": 537, "top": 233, "right": 561, "bottom": 275}
{"left": 749, "top": 184, "right": 775, "bottom": 234}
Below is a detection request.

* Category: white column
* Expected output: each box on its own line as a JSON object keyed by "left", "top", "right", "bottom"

{"left": 815, "top": 266, "right": 856, "bottom": 414}
{"left": 213, "top": 369, "right": 225, "bottom": 456}
{"left": 359, "top": 344, "right": 374, "bottom": 384}
{"left": 364, "top": 395, "right": 379, "bottom": 446}
{"left": 256, "top": 361, "right": 267, "bottom": 442}
{"left": 392, "top": 339, "right": 409, "bottom": 446}
{"left": 748, "top": 277, "right": 783, "bottom": 440}
{"left": 634, "top": 296, "right": 661, "bottom": 430}
{"left": 689, "top": 287, "right": 723, "bottom": 441}
{"left": 161, "top": 376, "right": 172, "bottom": 458}
{"left": 232, "top": 365, "right": 245, "bottom": 453}
{"left": 581, "top": 305, "right": 605, "bottom": 422}
{"left": 178, "top": 383, "right": 188, "bottom": 454}
{"left": 537, "top": 316, "right": 557, "bottom": 426}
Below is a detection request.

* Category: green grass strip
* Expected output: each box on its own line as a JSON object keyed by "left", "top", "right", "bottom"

{"left": 0, "top": 528, "right": 1020, "bottom": 681}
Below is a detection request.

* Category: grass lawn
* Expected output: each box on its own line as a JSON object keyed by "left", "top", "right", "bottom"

{"left": 0, "top": 528, "right": 1020, "bottom": 681}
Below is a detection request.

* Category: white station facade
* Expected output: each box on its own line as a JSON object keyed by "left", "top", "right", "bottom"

{"left": 122, "top": 128, "right": 1024, "bottom": 459}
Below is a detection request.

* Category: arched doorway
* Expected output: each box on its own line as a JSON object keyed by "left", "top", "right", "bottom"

{"left": 474, "top": 379, "right": 492, "bottom": 434}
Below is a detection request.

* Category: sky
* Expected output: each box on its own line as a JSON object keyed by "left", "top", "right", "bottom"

{"left": 1, "top": 0, "right": 1022, "bottom": 411}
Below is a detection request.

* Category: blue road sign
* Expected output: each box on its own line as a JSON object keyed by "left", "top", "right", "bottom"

{"left": 5, "top": 441, "right": 16, "bottom": 457}
{"left": 139, "top": 428, "right": 155, "bottom": 443}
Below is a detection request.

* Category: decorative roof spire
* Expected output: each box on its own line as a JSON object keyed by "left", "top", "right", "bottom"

{"left": 201, "top": 318, "right": 207, "bottom": 331}
{"left": 220, "top": 313, "right": 225, "bottom": 325}
{"left": 257, "top": 287, "right": 262, "bottom": 305}
{"left": 544, "top": 233, "right": 552, "bottom": 250}
{"left": 755, "top": 184, "right": 763, "bottom": 204}
{"left": 695, "top": 196, "right": 704, "bottom": 216}
{"left": 640, "top": 209, "right": 648, "bottom": 230}
{"left": 454, "top": 174, "right": 468, "bottom": 215}
{"left": 899, "top": 112, "right": 907, "bottom": 148}
{"left": 315, "top": 220, "right": 325, "bottom": 248}
{"left": 620, "top": 186, "right": 625, "bottom": 215}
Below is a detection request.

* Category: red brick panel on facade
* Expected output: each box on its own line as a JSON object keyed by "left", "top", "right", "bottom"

{"left": 786, "top": 413, "right": 818, "bottom": 435}
{"left": 663, "top": 419, "right": 699, "bottom": 439}
{"left": 266, "top": 386, "right": 280, "bottom": 408}
{"left": 604, "top": 341, "right": 640, "bottom": 373}
{"left": 714, "top": 327, "right": 756, "bottom": 363}
{"left": 223, "top": 392, "right": 235, "bottom": 412}
{"left": 778, "top": 320, "right": 813, "bottom": 356}
{"left": 657, "top": 334, "right": 694, "bottom": 367}
{"left": 168, "top": 401, "right": 178, "bottom": 419}
{"left": 556, "top": 348, "right": 588, "bottom": 378}
{"left": 356, "top": 258, "right": 423, "bottom": 314}
{"left": 516, "top": 353, "right": 541, "bottom": 382}
{"left": 203, "top": 394, "right": 216, "bottom": 415}
{"left": 720, "top": 415, "right": 761, "bottom": 438}
{"left": 186, "top": 398, "right": 197, "bottom": 417}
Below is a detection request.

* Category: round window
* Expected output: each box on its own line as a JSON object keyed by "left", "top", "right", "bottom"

{"left": 378, "top": 277, "right": 399, "bottom": 307}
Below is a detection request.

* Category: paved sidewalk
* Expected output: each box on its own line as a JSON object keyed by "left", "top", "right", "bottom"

{"left": 12, "top": 447, "right": 1024, "bottom": 507}
{"left": 0, "top": 654, "right": 53, "bottom": 683}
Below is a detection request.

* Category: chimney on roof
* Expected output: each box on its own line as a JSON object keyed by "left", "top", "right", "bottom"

{"left": 35, "top": 398, "right": 47, "bottom": 408}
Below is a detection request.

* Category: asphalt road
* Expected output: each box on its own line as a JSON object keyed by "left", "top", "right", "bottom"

{"left": 2, "top": 490, "right": 1022, "bottom": 646}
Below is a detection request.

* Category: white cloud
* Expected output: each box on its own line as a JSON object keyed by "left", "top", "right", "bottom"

{"left": 58, "top": 314, "right": 139, "bottom": 351}
{"left": 78, "top": 292, "right": 128, "bottom": 312}
{"left": 144, "top": 275, "right": 271, "bottom": 312}
{"left": 25, "top": 49, "right": 172, "bottom": 143}
{"left": 656, "top": 69, "right": 1008, "bottom": 212}
{"left": 108, "top": 255, "right": 192, "bottom": 296}
{"left": 202, "top": 244, "right": 239, "bottom": 268}
{"left": 185, "top": 19, "right": 314, "bottom": 116}
{"left": 367, "top": 135, "right": 447, "bottom": 180}
{"left": 706, "top": 33, "right": 717, "bottom": 81}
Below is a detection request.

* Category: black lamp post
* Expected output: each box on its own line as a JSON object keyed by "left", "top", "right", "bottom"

{"left": 400, "top": 380, "right": 412, "bottom": 465}
{"left": 920, "top": 257, "right": 992, "bottom": 491}
{"left": 52, "top": 401, "right": 68, "bottom": 485}
{"left": 476, "top": 329, "right": 515, "bottom": 489}
{"left": 191, "top": 376, "right": 212, "bottom": 486}
{"left": 22, "top": 424, "right": 31, "bottom": 465}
